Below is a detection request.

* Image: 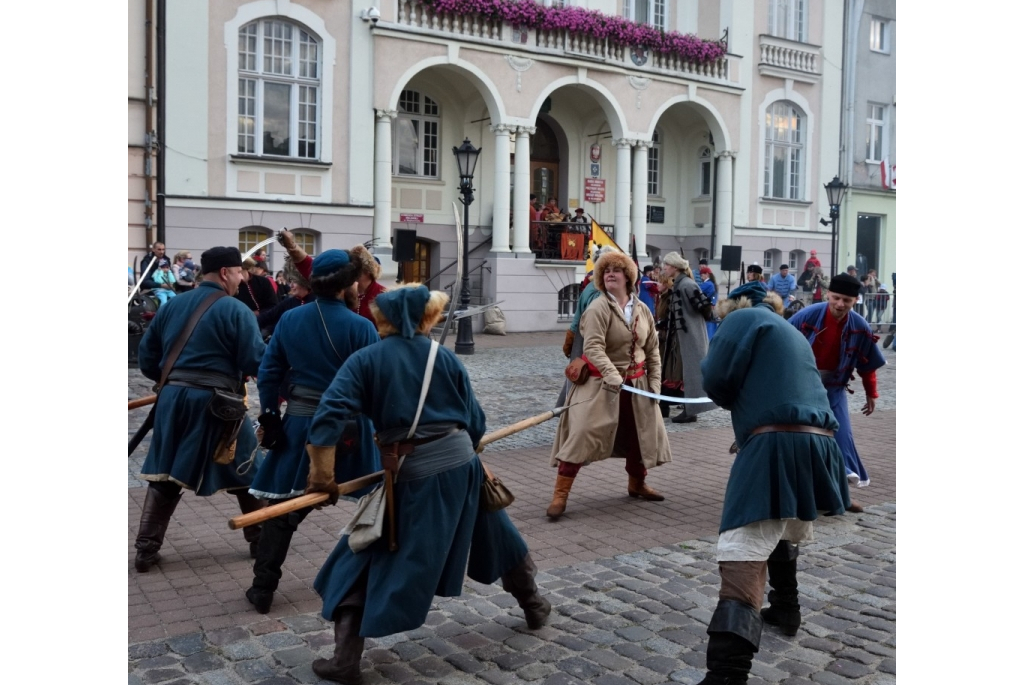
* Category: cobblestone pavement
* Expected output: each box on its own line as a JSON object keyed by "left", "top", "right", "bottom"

{"left": 128, "top": 333, "right": 896, "bottom": 684}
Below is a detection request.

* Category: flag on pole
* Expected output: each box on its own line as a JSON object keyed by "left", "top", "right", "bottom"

{"left": 881, "top": 158, "right": 896, "bottom": 190}
{"left": 585, "top": 219, "right": 622, "bottom": 273}
{"left": 629, "top": 234, "right": 641, "bottom": 289}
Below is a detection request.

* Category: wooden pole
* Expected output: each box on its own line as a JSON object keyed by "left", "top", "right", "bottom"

{"left": 475, "top": 406, "right": 565, "bottom": 451}
{"left": 129, "top": 395, "right": 157, "bottom": 410}
{"left": 228, "top": 471, "right": 384, "bottom": 530}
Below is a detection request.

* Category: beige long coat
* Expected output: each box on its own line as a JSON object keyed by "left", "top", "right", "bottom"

{"left": 550, "top": 294, "right": 672, "bottom": 469}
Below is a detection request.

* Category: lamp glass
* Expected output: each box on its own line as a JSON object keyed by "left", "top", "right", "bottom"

{"left": 824, "top": 175, "right": 848, "bottom": 207}
{"left": 452, "top": 138, "right": 481, "bottom": 183}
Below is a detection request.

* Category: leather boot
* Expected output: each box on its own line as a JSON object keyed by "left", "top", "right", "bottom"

{"left": 546, "top": 475, "right": 575, "bottom": 519}
{"left": 628, "top": 475, "right": 665, "bottom": 501}
{"left": 313, "top": 581, "right": 367, "bottom": 684}
{"left": 234, "top": 491, "right": 266, "bottom": 558}
{"left": 134, "top": 484, "right": 182, "bottom": 572}
{"left": 500, "top": 553, "right": 551, "bottom": 630}
{"left": 660, "top": 400, "right": 670, "bottom": 418}
{"left": 761, "top": 541, "right": 800, "bottom": 636}
{"left": 247, "top": 509, "right": 308, "bottom": 614}
{"left": 697, "top": 599, "right": 763, "bottom": 684}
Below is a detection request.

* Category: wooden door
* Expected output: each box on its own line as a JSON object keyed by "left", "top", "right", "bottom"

{"left": 399, "top": 240, "right": 431, "bottom": 284}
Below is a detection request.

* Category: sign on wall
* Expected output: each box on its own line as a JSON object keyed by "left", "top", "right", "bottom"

{"left": 590, "top": 163, "right": 601, "bottom": 177}
{"left": 399, "top": 214, "right": 424, "bottom": 223}
{"left": 584, "top": 178, "right": 605, "bottom": 203}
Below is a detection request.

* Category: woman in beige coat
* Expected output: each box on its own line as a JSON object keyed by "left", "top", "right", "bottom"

{"left": 546, "top": 251, "right": 672, "bottom": 519}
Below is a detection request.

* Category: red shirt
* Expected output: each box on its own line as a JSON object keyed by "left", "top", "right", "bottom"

{"left": 356, "top": 280, "right": 387, "bottom": 326}
{"left": 812, "top": 311, "right": 878, "bottom": 398}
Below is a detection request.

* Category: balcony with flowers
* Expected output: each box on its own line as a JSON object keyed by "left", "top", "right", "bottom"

{"left": 387, "top": 0, "right": 735, "bottom": 83}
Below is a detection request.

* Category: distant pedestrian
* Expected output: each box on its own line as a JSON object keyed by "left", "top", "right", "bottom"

{"left": 637, "top": 264, "right": 658, "bottom": 314}
{"left": 766, "top": 264, "right": 797, "bottom": 302}
{"left": 803, "top": 249, "right": 821, "bottom": 273}
{"left": 746, "top": 264, "right": 763, "bottom": 283}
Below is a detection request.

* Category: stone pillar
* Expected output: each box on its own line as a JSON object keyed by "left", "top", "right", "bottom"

{"left": 512, "top": 126, "right": 535, "bottom": 254}
{"left": 613, "top": 138, "right": 633, "bottom": 249}
{"left": 490, "top": 124, "right": 513, "bottom": 253}
{"left": 714, "top": 151, "right": 734, "bottom": 258}
{"left": 631, "top": 140, "right": 650, "bottom": 257}
{"left": 373, "top": 110, "right": 396, "bottom": 249}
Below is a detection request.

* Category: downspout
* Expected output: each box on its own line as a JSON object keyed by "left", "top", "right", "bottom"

{"left": 156, "top": 0, "right": 167, "bottom": 245}
{"left": 709, "top": 156, "right": 718, "bottom": 257}
{"left": 144, "top": 0, "right": 157, "bottom": 247}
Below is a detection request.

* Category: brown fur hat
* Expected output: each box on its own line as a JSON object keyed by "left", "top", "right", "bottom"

{"left": 351, "top": 244, "right": 381, "bottom": 281}
{"left": 594, "top": 250, "right": 637, "bottom": 295}
{"left": 370, "top": 283, "right": 448, "bottom": 338}
{"left": 281, "top": 256, "right": 309, "bottom": 289}
{"left": 715, "top": 291, "right": 784, "bottom": 319}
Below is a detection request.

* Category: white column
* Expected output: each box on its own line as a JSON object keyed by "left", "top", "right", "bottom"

{"left": 714, "top": 151, "right": 734, "bottom": 258}
{"left": 511, "top": 126, "right": 535, "bottom": 254}
{"left": 373, "top": 110, "right": 396, "bottom": 248}
{"left": 631, "top": 140, "right": 650, "bottom": 257}
{"left": 490, "top": 124, "right": 512, "bottom": 253}
{"left": 613, "top": 138, "right": 633, "bottom": 249}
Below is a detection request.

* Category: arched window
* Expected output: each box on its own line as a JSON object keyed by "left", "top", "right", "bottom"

{"left": 395, "top": 90, "right": 440, "bottom": 178}
{"left": 763, "top": 101, "right": 805, "bottom": 200}
{"left": 696, "top": 248, "right": 710, "bottom": 263}
{"left": 763, "top": 249, "right": 778, "bottom": 269}
{"left": 292, "top": 230, "right": 317, "bottom": 255}
{"left": 237, "top": 19, "right": 321, "bottom": 159}
{"left": 788, "top": 249, "right": 805, "bottom": 269}
{"left": 698, "top": 147, "right": 712, "bottom": 197}
{"left": 239, "top": 228, "right": 270, "bottom": 255}
{"left": 647, "top": 130, "right": 662, "bottom": 196}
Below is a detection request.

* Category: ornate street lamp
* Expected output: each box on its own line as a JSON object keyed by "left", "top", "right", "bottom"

{"left": 452, "top": 138, "right": 481, "bottom": 355}
{"left": 823, "top": 175, "right": 848, "bottom": 278}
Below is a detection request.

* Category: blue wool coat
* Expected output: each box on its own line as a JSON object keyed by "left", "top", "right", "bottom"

{"left": 250, "top": 299, "right": 380, "bottom": 500}
{"left": 701, "top": 304, "right": 850, "bottom": 533}
{"left": 309, "top": 333, "right": 528, "bottom": 637}
{"left": 787, "top": 303, "right": 886, "bottom": 483}
{"left": 138, "top": 281, "right": 266, "bottom": 495}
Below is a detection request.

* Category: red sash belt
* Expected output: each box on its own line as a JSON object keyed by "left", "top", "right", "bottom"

{"left": 581, "top": 355, "right": 646, "bottom": 381}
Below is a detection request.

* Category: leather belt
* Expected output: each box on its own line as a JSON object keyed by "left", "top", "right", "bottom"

{"left": 749, "top": 424, "right": 834, "bottom": 438}
{"left": 377, "top": 426, "right": 460, "bottom": 458}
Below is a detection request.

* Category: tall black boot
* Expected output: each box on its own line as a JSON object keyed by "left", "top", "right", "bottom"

{"left": 697, "top": 599, "right": 763, "bottom": 685}
{"left": 313, "top": 580, "right": 367, "bottom": 684}
{"left": 500, "top": 553, "right": 552, "bottom": 629}
{"left": 761, "top": 540, "right": 800, "bottom": 636}
{"left": 234, "top": 490, "right": 265, "bottom": 558}
{"left": 134, "top": 483, "right": 182, "bottom": 572}
{"left": 247, "top": 508, "right": 309, "bottom": 614}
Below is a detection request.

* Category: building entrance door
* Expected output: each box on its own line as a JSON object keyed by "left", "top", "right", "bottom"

{"left": 856, "top": 214, "right": 881, "bottom": 275}
{"left": 531, "top": 163, "right": 558, "bottom": 208}
{"left": 399, "top": 240, "right": 431, "bottom": 284}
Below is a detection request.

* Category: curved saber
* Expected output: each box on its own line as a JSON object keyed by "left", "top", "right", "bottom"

{"left": 621, "top": 385, "right": 713, "bottom": 404}
{"left": 437, "top": 201, "right": 465, "bottom": 346}
{"left": 243, "top": 237, "right": 278, "bottom": 261}
{"left": 127, "top": 256, "right": 159, "bottom": 305}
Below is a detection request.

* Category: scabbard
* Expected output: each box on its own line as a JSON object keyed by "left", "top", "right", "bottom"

{"left": 380, "top": 448, "right": 400, "bottom": 552}
{"left": 128, "top": 406, "right": 156, "bottom": 456}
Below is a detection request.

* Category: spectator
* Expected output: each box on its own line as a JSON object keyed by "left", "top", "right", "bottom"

{"left": 235, "top": 258, "right": 279, "bottom": 315}
{"left": 660, "top": 252, "right": 716, "bottom": 423}
{"left": 746, "top": 264, "right": 763, "bottom": 283}
{"left": 542, "top": 197, "right": 560, "bottom": 220}
{"left": 351, "top": 245, "right": 387, "bottom": 328}
{"left": 803, "top": 249, "right": 821, "bottom": 273}
{"left": 172, "top": 251, "right": 197, "bottom": 292}
{"left": 139, "top": 242, "right": 167, "bottom": 291}
{"left": 846, "top": 265, "right": 858, "bottom": 278}
{"left": 568, "top": 208, "right": 589, "bottom": 232}
{"left": 810, "top": 268, "right": 828, "bottom": 303}
{"left": 252, "top": 259, "right": 277, "bottom": 295}
{"left": 863, "top": 269, "right": 879, "bottom": 322}
{"left": 767, "top": 264, "right": 798, "bottom": 302}
{"left": 637, "top": 265, "right": 658, "bottom": 314}
{"left": 274, "top": 270, "right": 292, "bottom": 299}
{"left": 152, "top": 260, "right": 177, "bottom": 305}
{"left": 257, "top": 261, "right": 315, "bottom": 337}
{"left": 699, "top": 266, "right": 719, "bottom": 341}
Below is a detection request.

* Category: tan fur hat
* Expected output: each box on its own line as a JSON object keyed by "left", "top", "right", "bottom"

{"left": 594, "top": 250, "right": 638, "bottom": 294}
{"left": 350, "top": 244, "right": 381, "bottom": 281}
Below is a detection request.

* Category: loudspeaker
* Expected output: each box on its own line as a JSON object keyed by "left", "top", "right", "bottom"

{"left": 720, "top": 245, "right": 742, "bottom": 272}
{"left": 393, "top": 230, "right": 417, "bottom": 262}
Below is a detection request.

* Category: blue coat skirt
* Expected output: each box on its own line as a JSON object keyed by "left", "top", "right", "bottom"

{"left": 314, "top": 456, "right": 528, "bottom": 637}
{"left": 140, "top": 386, "right": 258, "bottom": 496}
{"left": 827, "top": 386, "right": 870, "bottom": 485}
{"left": 249, "top": 414, "right": 379, "bottom": 501}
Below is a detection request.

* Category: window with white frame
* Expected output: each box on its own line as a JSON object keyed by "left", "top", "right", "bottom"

{"left": 699, "top": 147, "right": 712, "bottom": 197}
{"left": 696, "top": 248, "right": 709, "bottom": 263}
{"left": 763, "top": 101, "right": 805, "bottom": 200}
{"left": 292, "top": 230, "right": 317, "bottom": 255}
{"left": 763, "top": 250, "right": 775, "bottom": 269}
{"left": 869, "top": 18, "right": 890, "bottom": 53}
{"left": 768, "top": 0, "right": 807, "bottom": 42}
{"left": 239, "top": 229, "right": 270, "bottom": 255}
{"left": 623, "top": 0, "right": 666, "bottom": 29}
{"left": 395, "top": 90, "right": 440, "bottom": 178}
{"left": 647, "top": 130, "right": 661, "bottom": 196}
{"left": 789, "top": 250, "right": 803, "bottom": 268}
{"left": 237, "top": 19, "right": 320, "bottom": 159}
{"left": 866, "top": 104, "right": 887, "bottom": 162}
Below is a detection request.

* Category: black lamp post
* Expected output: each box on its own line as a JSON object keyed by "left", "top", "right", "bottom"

{"left": 453, "top": 138, "right": 481, "bottom": 355}
{"left": 823, "top": 175, "right": 848, "bottom": 278}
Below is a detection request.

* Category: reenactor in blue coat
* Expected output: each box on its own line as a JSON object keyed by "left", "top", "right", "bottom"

{"left": 134, "top": 247, "right": 267, "bottom": 572}
{"left": 302, "top": 284, "right": 550, "bottom": 684}
{"left": 246, "top": 249, "right": 381, "bottom": 614}
{"left": 694, "top": 283, "right": 850, "bottom": 685}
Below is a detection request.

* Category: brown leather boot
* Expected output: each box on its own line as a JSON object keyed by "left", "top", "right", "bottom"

{"left": 312, "top": 607, "right": 365, "bottom": 684}
{"left": 628, "top": 475, "right": 665, "bottom": 501}
{"left": 501, "top": 553, "right": 552, "bottom": 630}
{"left": 134, "top": 484, "right": 182, "bottom": 572}
{"left": 546, "top": 475, "right": 575, "bottom": 519}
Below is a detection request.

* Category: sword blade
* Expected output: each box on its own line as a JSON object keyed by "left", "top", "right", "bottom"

{"left": 620, "top": 385, "right": 714, "bottom": 404}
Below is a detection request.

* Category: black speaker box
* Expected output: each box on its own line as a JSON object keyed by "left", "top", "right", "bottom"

{"left": 393, "top": 230, "right": 417, "bottom": 262}
{"left": 720, "top": 245, "right": 742, "bottom": 272}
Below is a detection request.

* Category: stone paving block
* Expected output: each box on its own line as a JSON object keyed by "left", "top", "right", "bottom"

{"left": 640, "top": 654, "right": 682, "bottom": 675}
{"left": 137, "top": 655, "right": 181, "bottom": 670}
{"left": 165, "top": 633, "right": 206, "bottom": 657}
{"left": 259, "top": 632, "right": 305, "bottom": 650}
{"left": 541, "top": 669, "right": 588, "bottom": 685}
{"left": 130, "top": 643, "right": 170, "bottom": 660}
{"left": 517, "top": 662, "right": 558, "bottom": 681}
{"left": 207, "top": 627, "right": 249, "bottom": 647}
{"left": 668, "top": 666, "right": 705, "bottom": 683}
{"left": 195, "top": 669, "right": 240, "bottom": 685}
{"left": 445, "top": 652, "right": 485, "bottom": 674}
{"left": 556, "top": 655, "right": 604, "bottom": 680}
{"left": 142, "top": 668, "right": 186, "bottom": 683}
{"left": 493, "top": 651, "right": 535, "bottom": 671}
{"left": 409, "top": 654, "right": 456, "bottom": 678}
{"left": 435, "top": 621, "right": 472, "bottom": 639}
{"left": 222, "top": 640, "right": 265, "bottom": 661}
{"left": 270, "top": 646, "right": 315, "bottom": 669}
{"left": 615, "top": 625, "right": 656, "bottom": 641}
{"left": 749, "top": 658, "right": 790, "bottom": 682}
{"left": 279, "top": 615, "right": 325, "bottom": 634}
{"left": 183, "top": 652, "right": 226, "bottom": 673}
{"left": 477, "top": 623, "right": 518, "bottom": 642}
{"left": 477, "top": 667, "right": 519, "bottom": 684}
{"left": 579, "top": 628, "right": 618, "bottom": 645}
{"left": 233, "top": 658, "right": 276, "bottom": 682}
{"left": 129, "top": 675, "right": 144, "bottom": 685}
{"left": 374, "top": 662, "right": 418, "bottom": 682}
{"left": 624, "top": 665, "right": 669, "bottom": 684}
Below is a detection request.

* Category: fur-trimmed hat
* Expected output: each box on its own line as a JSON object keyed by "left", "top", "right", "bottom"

{"left": 594, "top": 250, "right": 638, "bottom": 294}
{"left": 370, "top": 283, "right": 447, "bottom": 339}
{"left": 351, "top": 244, "right": 381, "bottom": 281}
{"left": 281, "top": 256, "right": 310, "bottom": 289}
{"left": 715, "top": 288, "right": 784, "bottom": 320}
{"left": 663, "top": 251, "right": 688, "bottom": 271}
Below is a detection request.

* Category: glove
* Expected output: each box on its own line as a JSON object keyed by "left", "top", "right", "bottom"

{"left": 257, "top": 411, "right": 282, "bottom": 450}
{"left": 562, "top": 330, "right": 575, "bottom": 358}
{"left": 601, "top": 375, "right": 623, "bottom": 394}
{"left": 304, "top": 444, "right": 339, "bottom": 507}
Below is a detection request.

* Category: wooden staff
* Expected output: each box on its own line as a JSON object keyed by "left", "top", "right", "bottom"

{"left": 129, "top": 395, "right": 157, "bottom": 410}
{"left": 228, "top": 405, "right": 571, "bottom": 530}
